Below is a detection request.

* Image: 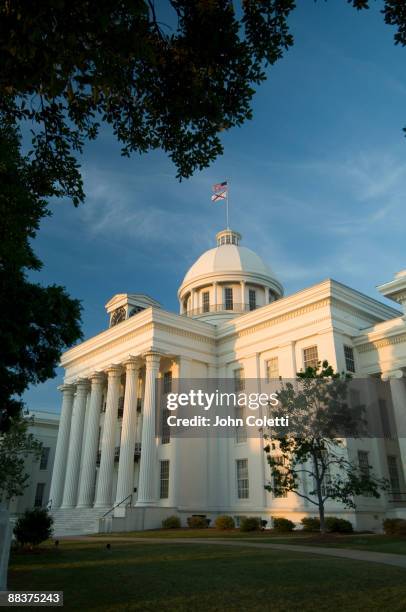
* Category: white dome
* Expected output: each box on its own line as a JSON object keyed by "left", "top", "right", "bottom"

{"left": 182, "top": 244, "right": 276, "bottom": 285}
{"left": 178, "top": 230, "right": 283, "bottom": 321}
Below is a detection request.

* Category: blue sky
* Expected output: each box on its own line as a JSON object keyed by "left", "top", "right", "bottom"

{"left": 25, "top": 1, "right": 406, "bottom": 412}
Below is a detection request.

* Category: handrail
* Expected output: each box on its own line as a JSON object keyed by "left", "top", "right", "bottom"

{"left": 101, "top": 493, "right": 132, "bottom": 518}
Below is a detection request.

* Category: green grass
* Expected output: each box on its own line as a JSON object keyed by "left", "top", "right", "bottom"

{"left": 102, "top": 528, "right": 307, "bottom": 539}
{"left": 250, "top": 534, "right": 406, "bottom": 555}
{"left": 8, "top": 540, "right": 406, "bottom": 611}
{"left": 104, "top": 528, "right": 406, "bottom": 554}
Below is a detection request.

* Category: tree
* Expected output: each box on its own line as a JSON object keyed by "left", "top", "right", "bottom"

{"left": 2, "top": 1, "right": 406, "bottom": 202}
{"left": 0, "top": 414, "right": 43, "bottom": 501}
{"left": 264, "top": 361, "right": 389, "bottom": 533}
{"left": 13, "top": 508, "right": 54, "bottom": 548}
{"left": 0, "top": 0, "right": 295, "bottom": 201}
{"left": 0, "top": 119, "right": 83, "bottom": 431}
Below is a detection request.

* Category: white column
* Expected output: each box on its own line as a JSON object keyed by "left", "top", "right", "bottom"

{"left": 240, "top": 280, "right": 246, "bottom": 308}
{"left": 384, "top": 370, "right": 406, "bottom": 479}
{"left": 264, "top": 286, "right": 269, "bottom": 304}
{"left": 61, "top": 380, "right": 89, "bottom": 508}
{"left": 48, "top": 384, "right": 75, "bottom": 508}
{"left": 136, "top": 351, "right": 161, "bottom": 506}
{"left": 94, "top": 365, "right": 122, "bottom": 508}
{"left": 213, "top": 282, "right": 218, "bottom": 311}
{"left": 76, "top": 373, "right": 105, "bottom": 507}
{"left": 115, "top": 358, "right": 141, "bottom": 510}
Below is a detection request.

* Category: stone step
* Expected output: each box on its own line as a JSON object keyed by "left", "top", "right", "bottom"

{"left": 51, "top": 507, "right": 109, "bottom": 536}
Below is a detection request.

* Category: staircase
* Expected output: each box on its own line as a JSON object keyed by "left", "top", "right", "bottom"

{"left": 51, "top": 507, "right": 109, "bottom": 537}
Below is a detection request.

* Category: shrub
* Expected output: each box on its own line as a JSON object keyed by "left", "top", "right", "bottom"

{"left": 325, "top": 517, "right": 353, "bottom": 533}
{"left": 383, "top": 518, "right": 406, "bottom": 536}
{"left": 162, "top": 515, "right": 181, "bottom": 529}
{"left": 187, "top": 515, "right": 208, "bottom": 529}
{"left": 240, "top": 517, "right": 261, "bottom": 532}
{"left": 13, "top": 508, "right": 53, "bottom": 547}
{"left": 272, "top": 517, "right": 295, "bottom": 532}
{"left": 301, "top": 517, "right": 321, "bottom": 532}
{"left": 215, "top": 515, "right": 235, "bottom": 530}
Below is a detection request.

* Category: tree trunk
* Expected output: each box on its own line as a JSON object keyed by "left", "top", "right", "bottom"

{"left": 319, "top": 500, "right": 326, "bottom": 534}
{"left": 312, "top": 452, "right": 326, "bottom": 533}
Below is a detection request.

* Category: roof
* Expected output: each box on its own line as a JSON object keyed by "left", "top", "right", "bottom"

{"left": 182, "top": 244, "right": 278, "bottom": 284}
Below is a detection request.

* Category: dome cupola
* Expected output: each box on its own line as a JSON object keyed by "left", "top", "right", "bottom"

{"left": 178, "top": 229, "right": 283, "bottom": 324}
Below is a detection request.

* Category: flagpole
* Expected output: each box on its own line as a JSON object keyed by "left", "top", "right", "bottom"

{"left": 226, "top": 179, "right": 230, "bottom": 229}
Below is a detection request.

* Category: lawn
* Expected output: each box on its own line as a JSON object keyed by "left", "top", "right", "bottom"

{"left": 104, "top": 528, "right": 406, "bottom": 555}
{"left": 250, "top": 533, "right": 406, "bottom": 555}
{"left": 8, "top": 540, "right": 406, "bottom": 611}
{"left": 102, "top": 528, "right": 295, "bottom": 539}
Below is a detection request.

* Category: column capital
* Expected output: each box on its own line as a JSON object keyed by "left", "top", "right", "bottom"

{"left": 144, "top": 351, "right": 161, "bottom": 368}
{"left": 76, "top": 379, "right": 90, "bottom": 392}
{"left": 57, "top": 383, "right": 75, "bottom": 395}
{"left": 123, "top": 356, "right": 142, "bottom": 371}
{"left": 90, "top": 371, "right": 105, "bottom": 385}
{"left": 382, "top": 369, "right": 404, "bottom": 381}
{"left": 105, "top": 364, "right": 122, "bottom": 378}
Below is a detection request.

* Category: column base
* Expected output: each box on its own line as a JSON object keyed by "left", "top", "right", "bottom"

{"left": 135, "top": 500, "right": 158, "bottom": 507}
{"left": 94, "top": 501, "right": 111, "bottom": 509}
{"left": 75, "top": 503, "right": 92, "bottom": 509}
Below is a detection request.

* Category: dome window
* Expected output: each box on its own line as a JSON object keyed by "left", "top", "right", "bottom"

{"left": 216, "top": 229, "right": 241, "bottom": 247}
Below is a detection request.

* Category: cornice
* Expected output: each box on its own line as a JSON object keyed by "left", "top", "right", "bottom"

{"left": 61, "top": 307, "right": 216, "bottom": 370}
{"left": 216, "top": 298, "right": 332, "bottom": 345}
{"left": 356, "top": 332, "right": 406, "bottom": 353}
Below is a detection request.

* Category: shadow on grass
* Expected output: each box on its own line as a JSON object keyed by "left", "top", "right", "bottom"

{"left": 8, "top": 540, "right": 406, "bottom": 611}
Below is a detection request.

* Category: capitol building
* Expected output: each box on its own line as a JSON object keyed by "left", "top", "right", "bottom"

{"left": 49, "top": 228, "right": 406, "bottom": 535}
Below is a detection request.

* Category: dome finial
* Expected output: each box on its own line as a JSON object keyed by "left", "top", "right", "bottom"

{"left": 216, "top": 229, "right": 241, "bottom": 247}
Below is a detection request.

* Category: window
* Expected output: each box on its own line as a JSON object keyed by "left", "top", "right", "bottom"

{"left": 34, "top": 483, "right": 45, "bottom": 507}
{"left": 224, "top": 287, "right": 233, "bottom": 310}
{"left": 235, "top": 406, "right": 247, "bottom": 443}
{"left": 379, "top": 399, "right": 392, "bottom": 438}
{"left": 40, "top": 447, "right": 50, "bottom": 470}
{"left": 249, "top": 289, "right": 256, "bottom": 311}
{"left": 161, "top": 408, "right": 170, "bottom": 444}
{"left": 202, "top": 291, "right": 210, "bottom": 313}
{"left": 266, "top": 357, "right": 279, "bottom": 381}
{"left": 344, "top": 345, "right": 355, "bottom": 373}
{"left": 163, "top": 371, "right": 172, "bottom": 394}
{"left": 268, "top": 289, "right": 276, "bottom": 303}
{"left": 358, "top": 451, "right": 370, "bottom": 478}
{"left": 236, "top": 459, "right": 249, "bottom": 499}
{"left": 303, "top": 345, "right": 318, "bottom": 370}
{"left": 160, "top": 460, "right": 170, "bottom": 499}
{"left": 387, "top": 456, "right": 401, "bottom": 500}
{"left": 234, "top": 368, "right": 245, "bottom": 391}
{"left": 273, "top": 455, "right": 288, "bottom": 498}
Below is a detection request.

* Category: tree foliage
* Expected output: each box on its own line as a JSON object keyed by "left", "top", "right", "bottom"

{"left": 264, "top": 361, "right": 389, "bottom": 532}
{"left": 1, "top": 1, "right": 406, "bottom": 204}
{"left": 0, "top": 119, "right": 82, "bottom": 431}
{"left": 0, "top": 415, "right": 43, "bottom": 500}
{"left": 0, "top": 0, "right": 295, "bottom": 201}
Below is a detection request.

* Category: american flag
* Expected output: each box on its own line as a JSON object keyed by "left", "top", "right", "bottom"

{"left": 213, "top": 181, "right": 228, "bottom": 192}
{"left": 211, "top": 181, "right": 228, "bottom": 202}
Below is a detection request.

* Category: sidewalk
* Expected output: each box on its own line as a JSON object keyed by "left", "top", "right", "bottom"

{"left": 62, "top": 535, "right": 406, "bottom": 569}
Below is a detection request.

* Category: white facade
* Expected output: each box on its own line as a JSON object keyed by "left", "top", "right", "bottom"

{"left": 8, "top": 411, "right": 59, "bottom": 517}
{"left": 49, "top": 229, "right": 406, "bottom": 535}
